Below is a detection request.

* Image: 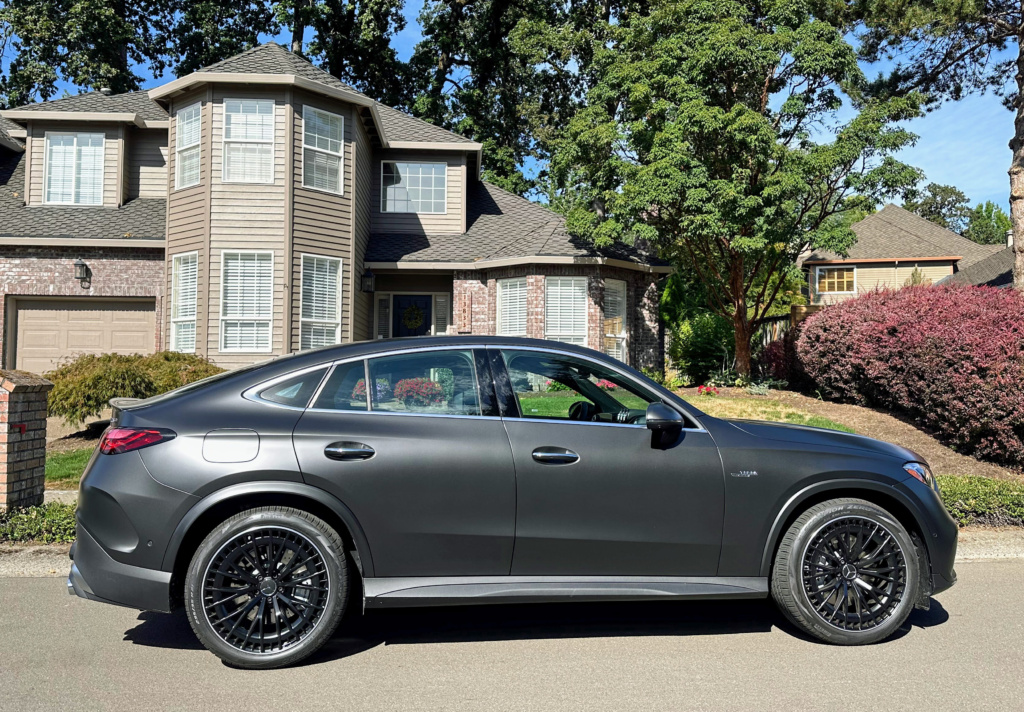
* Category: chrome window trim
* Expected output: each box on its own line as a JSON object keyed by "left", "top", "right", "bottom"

{"left": 242, "top": 363, "right": 332, "bottom": 410}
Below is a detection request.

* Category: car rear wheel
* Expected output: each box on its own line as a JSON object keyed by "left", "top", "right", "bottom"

{"left": 184, "top": 506, "right": 349, "bottom": 668}
{"left": 771, "top": 498, "right": 920, "bottom": 645}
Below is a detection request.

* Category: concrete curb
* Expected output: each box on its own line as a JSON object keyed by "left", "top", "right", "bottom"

{"left": 3, "top": 527, "right": 1024, "bottom": 579}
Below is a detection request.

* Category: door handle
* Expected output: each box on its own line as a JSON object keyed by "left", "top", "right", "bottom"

{"left": 531, "top": 447, "right": 579, "bottom": 465}
{"left": 324, "top": 442, "right": 375, "bottom": 461}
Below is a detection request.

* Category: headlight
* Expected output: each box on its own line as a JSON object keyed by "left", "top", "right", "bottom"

{"left": 904, "top": 462, "right": 936, "bottom": 489}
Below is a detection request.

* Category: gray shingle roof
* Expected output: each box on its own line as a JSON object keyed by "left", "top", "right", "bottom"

{"left": 197, "top": 42, "right": 474, "bottom": 145}
{"left": 804, "top": 204, "right": 1003, "bottom": 268}
{"left": 941, "top": 246, "right": 1014, "bottom": 288}
{"left": 0, "top": 117, "right": 24, "bottom": 150}
{"left": 0, "top": 151, "right": 165, "bottom": 240}
{"left": 366, "top": 182, "right": 665, "bottom": 267}
{"left": 11, "top": 90, "right": 169, "bottom": 121}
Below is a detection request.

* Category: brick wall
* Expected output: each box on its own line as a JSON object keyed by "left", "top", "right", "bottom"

{"left": 0, "top": 246, "right": 166, "bottom": 368}
{"left": 0, "top": 371, "right": 53, "bottom": 510}
{"left": 452, "top": 264, "right": 664, "bottom": 371}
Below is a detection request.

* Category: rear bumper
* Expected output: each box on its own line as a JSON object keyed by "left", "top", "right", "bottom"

{"left": 66, "top": 524, "right": 173, "bottom": 613}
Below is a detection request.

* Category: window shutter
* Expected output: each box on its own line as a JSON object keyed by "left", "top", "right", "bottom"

{"left": 545, "top": 276, "right": 588, "bottom": 346}
{"left": 433, "top": 294, "right": 450, "bottom": 334}
{"left": 300, "top": 255, "right": 341, "bottom": 350}
{"left": 221, "top": 252, "right": 274, "bottom": 352}
{"left": 376, "top": 295, "right": 391, "bottom": 339}
{"left": 498, "top": 278, "right": 527, "bottom": 336}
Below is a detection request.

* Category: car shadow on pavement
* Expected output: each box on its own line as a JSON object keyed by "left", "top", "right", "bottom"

{"left": 121, "top": 597, "right": 950, "bottom": 665}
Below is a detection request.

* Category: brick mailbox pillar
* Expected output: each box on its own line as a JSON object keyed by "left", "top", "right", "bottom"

{"left": 0, "top": 371, "right": 54, "bottom": 511}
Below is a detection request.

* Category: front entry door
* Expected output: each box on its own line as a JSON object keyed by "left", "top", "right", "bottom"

{"left": 392, "top": 295, "right": 433, "bottom": 337}
{"left": 496, "top": 348, "right": 725, "bottom": 577}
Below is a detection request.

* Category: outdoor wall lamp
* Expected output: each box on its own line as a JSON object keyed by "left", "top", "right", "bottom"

{"left": 73, "top": 258, "right": 91, "bottom": 288}
{"left": 360, "top": 269, "right": 376, "bottom": 293}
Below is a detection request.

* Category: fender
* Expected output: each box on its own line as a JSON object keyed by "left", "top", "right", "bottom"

{"left": 161, "top": 480, "right": 376, "bottom": 578}
{"left": 757, "top": 477, "right": 933, "bottom": 578}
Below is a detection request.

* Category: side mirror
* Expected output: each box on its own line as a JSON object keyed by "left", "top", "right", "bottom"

{"left": 646, "top": 402, "right": 685, "bottom": 432}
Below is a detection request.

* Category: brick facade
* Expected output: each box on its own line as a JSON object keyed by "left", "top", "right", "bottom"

{"left": 452, "top": 264, "right": 664, "bottom": 371}
{"left": 0, "top": 370, "right": 53, "bottom": 510}
{"left": 0, "top": 246, "right": 165, "bottom": 368}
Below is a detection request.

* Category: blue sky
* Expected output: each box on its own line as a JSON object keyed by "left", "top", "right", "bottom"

{"left": 5, "top": 5, "right": 1015, "bottom": 209}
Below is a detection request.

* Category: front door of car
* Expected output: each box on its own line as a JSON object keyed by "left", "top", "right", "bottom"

{"left": 293, "top": 348, "right": 516, "bottom": 577}
{"left": 495, "top": 348, "right": 725, "bottom": 576}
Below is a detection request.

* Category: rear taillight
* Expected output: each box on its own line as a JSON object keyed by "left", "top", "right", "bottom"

{"left": 99, "top": 428, "right": 176, "bottom": 455}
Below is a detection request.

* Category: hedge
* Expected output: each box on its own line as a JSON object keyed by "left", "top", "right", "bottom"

{"left": 797, "top": 285, "right": 1024, "bottom": 467}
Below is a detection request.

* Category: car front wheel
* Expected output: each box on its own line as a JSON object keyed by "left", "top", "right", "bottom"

{"left": 771, "top": 498, "right": 921, "bottom": 645}
{"left": 184, "top": 506, "right": 349, "bottom": 668}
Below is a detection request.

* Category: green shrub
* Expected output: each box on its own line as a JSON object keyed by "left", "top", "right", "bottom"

{"left": 669, "top": 312, "right": 734, "bottom": 385}
{"left": 46, "top": 351, "right": 224, "bottom": 425}
{"left": 936, "top": 475, "right": 1024, "bottom": 527}
{"left": 0, "top": 503, "right": 77, "bottom": 543}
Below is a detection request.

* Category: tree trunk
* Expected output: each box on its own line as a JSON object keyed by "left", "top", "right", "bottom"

{"left": 291, "top": 0, "right": 307, "bottom": 55}
{"left": 1010, "top": 37, "right": 1024, "bottom": 290}
{"left": 730, "top": 256, "right": 753, "bottom": 378}
{"left": 734, "top": 321, "right": 753, "bottom": 378}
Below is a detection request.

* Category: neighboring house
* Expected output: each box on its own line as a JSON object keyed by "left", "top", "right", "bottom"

{"left": 800, "top": 204, "right": 1003, "bottom": 305}
{"left": 0, "top": 43, "right": 668, "bottom": 375}
{"left": 940, "top": 241, "right": 1014, "bottom": 289}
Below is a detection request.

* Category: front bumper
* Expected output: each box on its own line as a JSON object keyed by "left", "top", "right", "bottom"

{"left": 66, "top": 523, "right": 173, "bottom": 612}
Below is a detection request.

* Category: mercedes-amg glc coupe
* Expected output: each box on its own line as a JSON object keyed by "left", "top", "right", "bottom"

{"left": 67, "top": 336, "right": 957, "bottom": 668}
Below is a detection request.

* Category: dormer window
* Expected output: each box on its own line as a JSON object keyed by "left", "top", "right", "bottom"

{"left": 381, "top": 161, "right": 446, "bottom": 214}
{"left": 222, "top": 99, "right": 275, "bottom": 184}
{"left": 44, "top": 132, "right": 104, "bottom": 205}
{"left": 175, "top": 102, "right": 201, "bottom": 189}
{"left": 302, "top": 107, "right": 344, "bottom": 194}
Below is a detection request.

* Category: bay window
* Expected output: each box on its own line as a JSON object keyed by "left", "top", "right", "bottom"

{"left": 545, "top": 276, "right": 588, "bottom": 346}
{"left": 302, "top": 107, "right": 344, "bottom": 194}
{"left": 220, "top": 251, "right": 274, "bottom": 352}
{"left": 222, "top": 99, "right": 275, "bottom": 183}
{"left": 170, "top": 252, "right": 198, "bottom": 353}
{"left": 300, "top": 254, "right": 342, "bottom": 350}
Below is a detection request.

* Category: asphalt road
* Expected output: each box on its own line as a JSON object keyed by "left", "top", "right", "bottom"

{"left": 1, "top": 561, "right": 1022, "bottom": 711}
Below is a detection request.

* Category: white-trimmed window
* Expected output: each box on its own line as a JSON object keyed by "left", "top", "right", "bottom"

{"left": 175, "top": 103, "right": 201, "bottom": 189}
{"left": 498, "top": 278, "right": 528, "bottom": 336}
{"left": 545, "top": 276, "right": 588, "bottom": 346}
{"left": 300, "top": 254, "right": 342, "bottom": 350}
{"left": 220, "top": 251, "right": 274, "bottom": 352}
{"left": 381, "top": 162, "right": 446, "bottom": 213}
{"left": 302, "top": 107, "right": 344, "bottom": 194}
{"left": 816, "top": 266, "right": 856, "bottom": 294}
{"left": 170, "top": 252, "right": 198, "bottom": 353}
{"left": 603, "top": 278, "right": 627, "bottom": 362}
{"left": 222, "top": 99, "right": 275, "bottom": 183}
{"left": 44, "top": 132, "right": 104, "bottom": 205}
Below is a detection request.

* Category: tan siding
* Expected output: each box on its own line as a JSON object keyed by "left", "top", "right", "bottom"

{"left": 207, "top": 88, "right": 288, "bottom": 368}
{"left": 126, "top": 128, "right": 168, "bottom": 199}
{"left": 26, "top": 121, "right": 122, "bottom": 207}
{"left": 810, "top": 261, "right": 956, "bottom": 304}
{"left": 352, "top": 116, "right": 374, "bottom": 340}
{"left": 165, "top": 88, "right": 212, "bottom": 357}
{"left": 370, "top": 150, "right": 466, "bottom": 234}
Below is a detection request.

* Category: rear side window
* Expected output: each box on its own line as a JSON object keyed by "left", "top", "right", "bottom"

{"left": 257, "top": 367, "right": 328, "bottom": 407}
{"left": 311, "top": 360, "right": 370, "bottom": 411}
{"left": 367, "top": 350, "right": 481, "bottom": 416}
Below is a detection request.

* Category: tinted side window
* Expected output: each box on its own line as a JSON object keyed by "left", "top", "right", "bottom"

{"left": 257, "top": 367, "right": 329, "bottom": 407}
{"left": 311, "top": 360, "right": 370, "bottom": 411}
{"left": 367, "top": 350, "right": 481, "bottom": 416}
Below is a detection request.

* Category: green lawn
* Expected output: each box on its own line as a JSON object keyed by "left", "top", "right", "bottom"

{"left": 45, "top": 448, "right": 93, "bottom": 490}
{"left": 689, "top": 396, "right": 855, "bottom": 434}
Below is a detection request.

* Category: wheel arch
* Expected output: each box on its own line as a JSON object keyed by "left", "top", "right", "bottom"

{"left": 758, "top": 478, "right": 932, "bottom": 579}
{"left": 162, "top": 481, "right": 375, "bottom": 605}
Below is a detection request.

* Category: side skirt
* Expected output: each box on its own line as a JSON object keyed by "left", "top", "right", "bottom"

{"left": 363, "top": 575, "right": 768, "bottom": 609}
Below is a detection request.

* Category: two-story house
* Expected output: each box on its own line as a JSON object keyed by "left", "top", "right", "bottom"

{"left": 0, "top": 43, "right": 668, "bottom": 375}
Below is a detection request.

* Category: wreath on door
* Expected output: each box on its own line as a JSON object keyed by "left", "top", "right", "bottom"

{"left": 402, "top": 304, "right": 425, "bottom": 330}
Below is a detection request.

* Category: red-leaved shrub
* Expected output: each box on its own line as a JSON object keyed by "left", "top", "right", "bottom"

{"left": 797, "top": 285, "right": 1024, "bottom": 466}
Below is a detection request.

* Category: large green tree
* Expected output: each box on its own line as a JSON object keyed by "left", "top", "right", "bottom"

{"left": 551, "top": 0, "right": 923, "bottom": 376}
{"left": 965, "top": 200, "right": 1013, "bottom": 245}
{"left": 856, "top": 0, "right": 1024, "bottom": 287}
{"left": 903, "top": 182, "right": 970, "bottom": 232}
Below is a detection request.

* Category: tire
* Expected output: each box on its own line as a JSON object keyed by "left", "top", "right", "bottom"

{"left": 771, "top": 498, "right": 920, "bottom": 645}
{"left": 184, "top": 506, "right": 350, "bottom": 669}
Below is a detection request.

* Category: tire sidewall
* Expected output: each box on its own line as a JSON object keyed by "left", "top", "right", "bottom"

{"left": 783, "top": 501, "right": 920, "bottom": 645}
{"left": 185, "top": 509, "right": 348, "bottom": 668}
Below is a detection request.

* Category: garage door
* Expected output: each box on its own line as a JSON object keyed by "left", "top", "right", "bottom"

{"left": 13, "top": 299, "right": 156, "bottom": 374}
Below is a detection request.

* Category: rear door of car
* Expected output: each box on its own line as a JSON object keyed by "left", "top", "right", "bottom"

{"left": 291, "top": 347, "right": 516, "bottom": 577}
{"left": 492, "top": 347, "right": 725, "bottom": 577}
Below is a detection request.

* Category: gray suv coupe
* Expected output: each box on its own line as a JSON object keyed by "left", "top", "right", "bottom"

{"left": 67, "top": 336, "right": 957, "bottom": 668}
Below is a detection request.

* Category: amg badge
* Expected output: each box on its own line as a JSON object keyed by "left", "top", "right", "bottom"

{"left": 731, "top": 470, "right": 758, "bottom": 478}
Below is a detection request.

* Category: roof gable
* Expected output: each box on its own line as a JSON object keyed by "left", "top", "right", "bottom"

{"left": 943, "top": 246, "right": 1014, "bottom": 288}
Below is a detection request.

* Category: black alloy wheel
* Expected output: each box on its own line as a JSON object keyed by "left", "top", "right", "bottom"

{"left": 186, "top": 507, "right": 349, "bottom": 668}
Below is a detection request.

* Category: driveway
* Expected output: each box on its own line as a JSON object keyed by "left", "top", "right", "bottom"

{"left": 1, "top": 560, "right": 1022, "bottom": 711}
